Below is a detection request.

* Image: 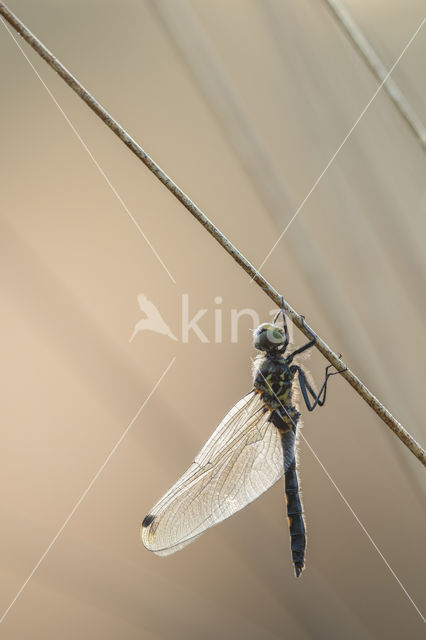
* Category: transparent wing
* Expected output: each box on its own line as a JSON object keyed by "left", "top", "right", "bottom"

{"left": 141, "top": 392, "right": 284, "bottom": 555}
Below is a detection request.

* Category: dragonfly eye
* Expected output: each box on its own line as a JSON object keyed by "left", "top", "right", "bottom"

{"left": 253, "top": 323, "right": 285, "bottom": 351}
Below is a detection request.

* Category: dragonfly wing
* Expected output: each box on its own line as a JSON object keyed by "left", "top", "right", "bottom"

{"left": 141, "top": 392, "right": 284, "bottom": 555}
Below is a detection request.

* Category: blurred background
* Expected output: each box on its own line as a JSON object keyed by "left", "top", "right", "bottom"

{"left": 1, "top": 1, "right": 425, "bottom": 638}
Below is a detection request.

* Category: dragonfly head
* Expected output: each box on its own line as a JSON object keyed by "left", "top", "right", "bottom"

{"left": 253, "top": 323, "right": 287, "bottom": 352}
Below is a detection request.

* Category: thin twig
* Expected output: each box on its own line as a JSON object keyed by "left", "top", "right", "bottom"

{"left": 323, "top": 0, "right": 426, "bottom": 153}
{"left": 1, "top": 2, "right": 425, "bottom": 466}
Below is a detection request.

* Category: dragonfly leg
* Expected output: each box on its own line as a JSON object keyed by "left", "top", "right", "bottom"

{"left": 274, "top": 296, "right": 290, "bottom": 349}
{"left": 292, "top": 363, "right": 346, "bottom": 412}
{"left": 286, "top": 315, "right": 316, "bottom": 363}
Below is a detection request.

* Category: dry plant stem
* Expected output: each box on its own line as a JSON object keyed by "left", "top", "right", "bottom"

{"left": 1, "top": 2, "right": 425, "bottom": 466}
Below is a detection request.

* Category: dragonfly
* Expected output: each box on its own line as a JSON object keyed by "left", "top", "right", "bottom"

{"left": 141, "top": 299, "right": 345, "bottom": 577}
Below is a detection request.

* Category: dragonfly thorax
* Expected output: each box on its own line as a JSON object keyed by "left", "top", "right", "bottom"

{"left": 253, "top": 354, "right": 296, "bottom": 415}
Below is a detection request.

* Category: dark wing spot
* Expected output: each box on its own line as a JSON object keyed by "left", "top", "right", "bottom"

{"left": 142, "top": 513, "right": 155, "bottom": 527}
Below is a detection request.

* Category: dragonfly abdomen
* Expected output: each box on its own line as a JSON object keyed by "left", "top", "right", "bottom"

{"left": 282, "top": 444, "right": 306, "bottom": 578}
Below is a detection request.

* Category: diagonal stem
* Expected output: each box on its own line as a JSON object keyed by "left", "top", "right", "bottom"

{"left": 1, "top": 2, "right": 424, "bottom": 465}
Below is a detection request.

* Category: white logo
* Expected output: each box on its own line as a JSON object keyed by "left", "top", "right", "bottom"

{"left": 130, "top": 293, "right": 294, "bottom": 344}
{"left": 129, "top": 294, "right": 178, "bottom": 342}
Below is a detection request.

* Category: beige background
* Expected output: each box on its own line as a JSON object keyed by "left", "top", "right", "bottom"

{"left": 1, "top": 1, "right": 425, "bottom": 638}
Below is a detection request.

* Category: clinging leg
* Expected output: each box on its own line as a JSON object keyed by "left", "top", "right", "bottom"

{"left": 291, "top": 364, "right": 346, "bottom": 412}
{"left": 273, "top": 296, "right": 290, "bottom": 346}
{"left": 286, "top": 316, "right": 316, "bottom": 363}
